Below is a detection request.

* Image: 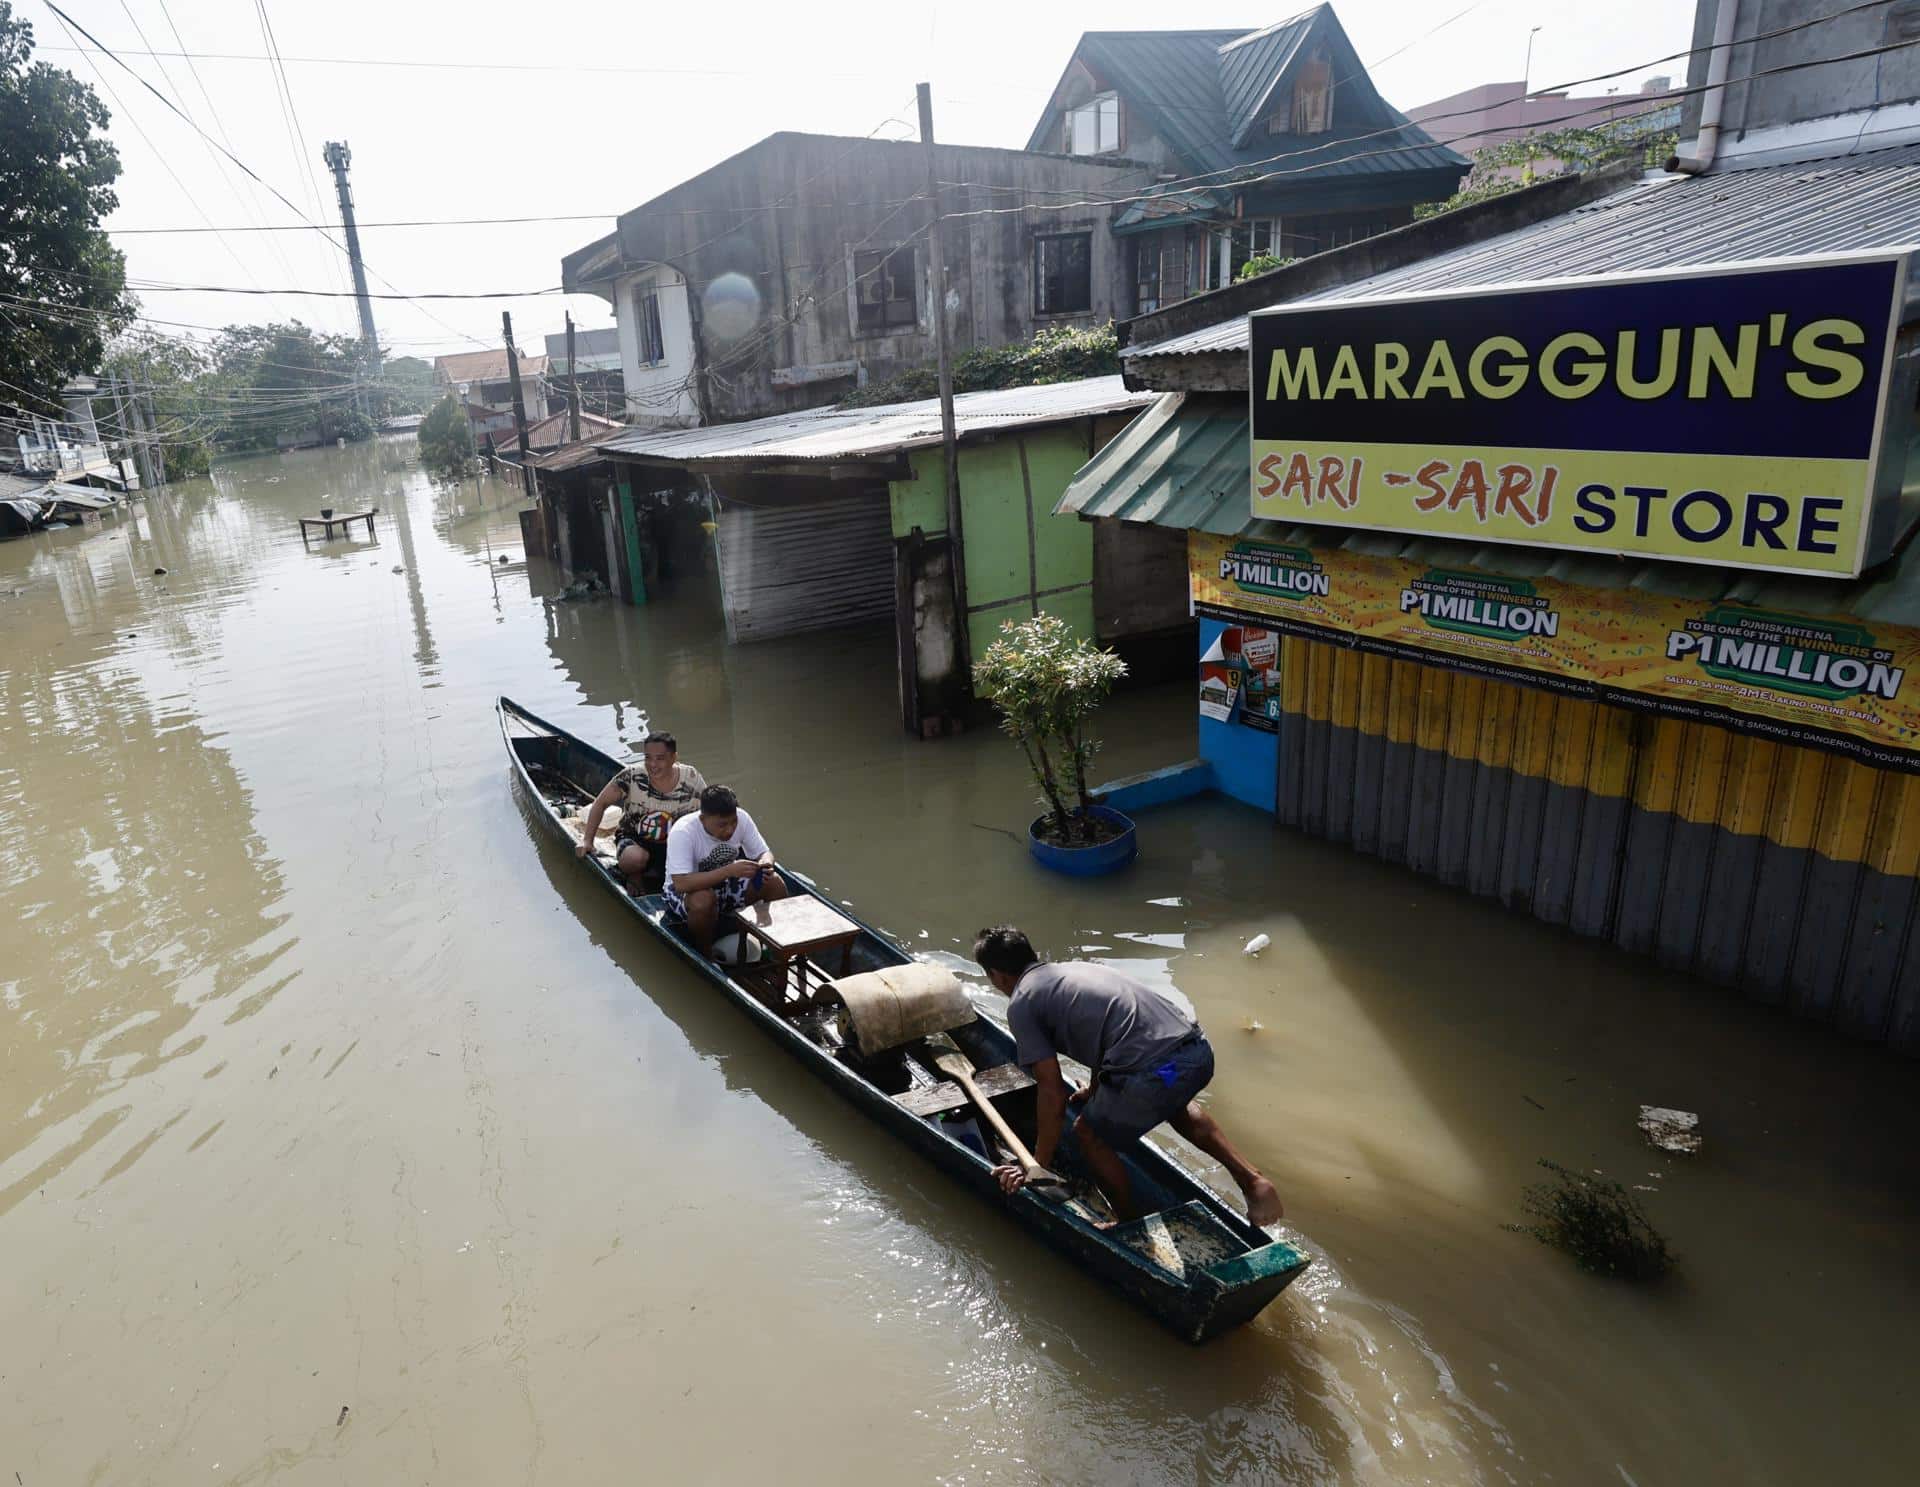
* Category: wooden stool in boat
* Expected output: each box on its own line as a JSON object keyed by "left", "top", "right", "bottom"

{"left": 734, "top": 896, "right": 860, "bottom": 1005}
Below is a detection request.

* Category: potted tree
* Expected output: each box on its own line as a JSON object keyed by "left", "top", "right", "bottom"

{"left": 974, "top": 612, "right": 1136, "bottom": 875}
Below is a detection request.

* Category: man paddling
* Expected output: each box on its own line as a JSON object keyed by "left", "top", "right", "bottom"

{"left": 664, "top": 785, "right": 788, "bottom": 955}
{"left": 972, "top": 926, "right": 1283, "bottom": 1227}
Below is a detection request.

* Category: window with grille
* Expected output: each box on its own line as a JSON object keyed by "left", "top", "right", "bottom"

{"left": 853, "top": 245, "right": 919, "bottom": 333}
{"left": 1065, "top": 93, "right": 1121, "bottom": 154}
{"left": 1035, "top": 232, "right": 1093, "bottom": 315}
{"left": 634, "top": 285, "right": 665, "bottom": 364}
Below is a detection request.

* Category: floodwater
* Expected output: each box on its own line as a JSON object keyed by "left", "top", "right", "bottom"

{"left": 2, "top": 440, "right": 1916, "bottom": 1486}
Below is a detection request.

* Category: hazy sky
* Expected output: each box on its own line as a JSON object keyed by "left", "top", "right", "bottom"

{"left": 32, "top": 0, "right": 1695, "bottom": 361}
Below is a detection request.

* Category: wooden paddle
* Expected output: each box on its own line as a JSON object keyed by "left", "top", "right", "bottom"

{"left": 926, "top": 1038, "right": 1068, "bottom": 1193}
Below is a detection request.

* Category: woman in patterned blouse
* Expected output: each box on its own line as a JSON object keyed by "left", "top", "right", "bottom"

{"left": 576, "top": 731, "right": 708, "bottom": 888}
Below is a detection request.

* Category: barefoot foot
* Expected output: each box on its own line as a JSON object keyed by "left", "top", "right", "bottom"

{"left": 1244, "top": 1177, "right": 1284, "bottom": 1227}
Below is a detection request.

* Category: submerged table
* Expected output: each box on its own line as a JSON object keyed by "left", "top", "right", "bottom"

{"left": 298, "top": 510, "right": 377, "bottom": 543}
{"left": 735, "top": 894, "right": 861, "bottom": 1005}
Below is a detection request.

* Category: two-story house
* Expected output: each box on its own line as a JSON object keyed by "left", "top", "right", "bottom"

{"left": 1026, "top": 5, "right": 1468, "bottom": 312}
{"left": 432, "top": 349, "right": 554, "bottom": 438}
{"left": 560, "top": 134, "right": 1154, "bottom": 427}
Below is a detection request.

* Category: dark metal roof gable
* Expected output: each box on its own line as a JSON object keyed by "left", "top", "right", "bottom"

{"left": 1022, "top": 29, "right": 1248, "bottom": 153}
{"left": 1043, "top": 16, "right": 1463, "bottom": 194}
{"left": 1220, "top": 10, "right": 1319, "bottom": 149}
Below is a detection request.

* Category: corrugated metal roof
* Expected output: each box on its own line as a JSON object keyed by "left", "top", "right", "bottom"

{"left": 433, "top": 349, "right": 547, "bottom": 383}
{"left": 1127, "top": 144, "right": 1920, "bottom": 362}
{"left": 594, "top": 377, "right": 1155, "bottom": 466}
{"left": 1054, "top": 9, "right": 1462, "bottom": 191}
{"left": 1058, "top": 392, "right": 1920, "bottom": 625}
{"left": 1219, "top": 16, "right": 1313, "bottom": 147}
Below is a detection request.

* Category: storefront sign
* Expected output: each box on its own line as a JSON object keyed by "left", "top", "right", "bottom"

{"left": 1190, "top": 532, "right": 1920, "bottom": 770}
{"left": 1248, "top": 255, "right": 1906, "bottom": 578}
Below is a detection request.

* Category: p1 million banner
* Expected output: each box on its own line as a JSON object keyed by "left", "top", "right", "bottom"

{"left": 1190, "top": 532, "right": 1920, "bottom": 771}
{"left": 1248, "top": 255, "right": 1906, "bottom": 578}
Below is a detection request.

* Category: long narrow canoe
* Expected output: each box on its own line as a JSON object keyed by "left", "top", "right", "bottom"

{"left": 499, "top": 695, "right": 1310, "bottom": 1342}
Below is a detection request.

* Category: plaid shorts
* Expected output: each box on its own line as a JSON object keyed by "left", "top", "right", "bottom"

{"left": 663, "top": 875, "right": 753, "bottom": 918}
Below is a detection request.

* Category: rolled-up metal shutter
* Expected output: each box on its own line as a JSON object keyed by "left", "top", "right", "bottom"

{"left": 713, "top": 492, "right": 894, "bottom": 643}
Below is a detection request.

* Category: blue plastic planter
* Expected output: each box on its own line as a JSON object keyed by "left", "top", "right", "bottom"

{"left": 1028, "top": 805, "right": 1138, "bottom": 877}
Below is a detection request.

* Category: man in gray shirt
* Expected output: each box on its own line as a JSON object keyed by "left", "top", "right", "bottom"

{"left": 974, "top": 926, "right": 1283, "bottom": 1227}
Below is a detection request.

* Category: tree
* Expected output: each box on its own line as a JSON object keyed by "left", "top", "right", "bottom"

{"left": 0, "top": 1, "right": 132, "bottom": 413}
{"left": 974, "top": 612, "right": 1128, "bottom": 846}
{"left": 207, "top": 321, "right": 373, "bottom": 450}
{"left": 102, "top": 328, "right": 213, "bottom": 481}
{"left": 416, "top": 393, "right": 472, "bottom": 471}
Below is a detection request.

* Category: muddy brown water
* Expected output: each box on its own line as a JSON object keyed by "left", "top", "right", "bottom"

{"left": 2, "top": 441, "right": 1916, "bottom": 1485}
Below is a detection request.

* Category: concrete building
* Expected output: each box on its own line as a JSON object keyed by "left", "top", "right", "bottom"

{"left": 1057, "top": 0, "right": 1920, "bottom": 1053}
{"left": 561, "top": 134, "right": 1152, "bottom": 429}
{"left": 1028, "top": 6, "right": 1467, "bottom": 310}
{"left": 543, "top": 327, "right": 625, "bottom": 421}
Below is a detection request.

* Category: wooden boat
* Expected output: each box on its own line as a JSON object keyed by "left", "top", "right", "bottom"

{"left": 499, "top": 696, "right": 1310, "bottom": 1342}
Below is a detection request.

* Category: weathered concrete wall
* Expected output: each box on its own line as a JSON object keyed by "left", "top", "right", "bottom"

{"left": 614, "top": 135, "right": 1147, "bottom": 423}
{"left": 1681, "top": 0, "right": 1920, "bottom": 141}
{"left": 611, "top": 265, "right": 699, "bottom": 428}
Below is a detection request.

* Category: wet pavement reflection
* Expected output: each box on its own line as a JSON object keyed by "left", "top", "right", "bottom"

{"left": 2, "top": 440, "right": 1916, "bottom": 1485}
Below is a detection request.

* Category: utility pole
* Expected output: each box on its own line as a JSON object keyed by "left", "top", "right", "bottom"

{"left": 918, "top": 81, "right": 970, "bottom": 703}
{"left": 502, "top": 311, "right": 535, "bottom": 500}
{"left": 565, "top": 311, "right": 582, "bottom": 442}
{"left": 323, "top": 141, "right": 381, "bottom": 415}
{"left": 126, "top": 367, "right": 161, "bottom": 489}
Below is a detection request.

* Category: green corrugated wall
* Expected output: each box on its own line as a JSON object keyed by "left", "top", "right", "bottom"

{"left": 890, "top": 432, "right": 1095, "bottom": 659}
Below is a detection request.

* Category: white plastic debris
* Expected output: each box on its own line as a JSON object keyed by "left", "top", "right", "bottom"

{"left": 1242, "top": 933, "right": 1271, "bottom": 957}
{"left": 1638, "top": 1106, "right": 1702, "bottom": 1155}
{"left": 1243, "top": 1018, "right": 1264, "bottom": 1033}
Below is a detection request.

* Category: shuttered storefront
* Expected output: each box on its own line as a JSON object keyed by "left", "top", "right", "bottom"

{"left": 713, "top": 493, "right": 895, "bottom": 643}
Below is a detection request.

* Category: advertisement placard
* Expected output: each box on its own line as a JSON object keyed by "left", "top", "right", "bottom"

{"left": 1191, "top": 532, "right": 1920, "bottom": 771}
{"left": 1248, "top": 255, "right": 1906, "bottom": 578}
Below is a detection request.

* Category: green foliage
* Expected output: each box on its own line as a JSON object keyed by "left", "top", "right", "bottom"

{"left": 381, "top": 355, "right": 438, "bottom": 416}
{"left": 1415, "top": 118, "right": 1680, "bottom": 220}
{"left": 102, "top": 328, "right": 212, "bottom": 481}
{"left": 0, "top": 1, "right": 133, "bottom": 413}
{"left": 206, "top": 321, "right": 375, "bottom": 451}
{"left": 973, "top": 612, "right": 1128, "bottom": 844}
{"left": 416, "top": 394, "right": 473, "bottom": 472}
{"left": 840, "top": 323, "right": 1121, "bottom": 409}
{"left": 1236, "top": 254, "right": 1294, "bottom": 282}
{"left": 1507, "top": 1159, "right": 1675, "bottom": 1281}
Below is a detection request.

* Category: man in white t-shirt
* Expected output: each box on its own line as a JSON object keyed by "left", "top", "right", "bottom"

{"left": 663, "top": 784, "right": 788, "bottom": 955}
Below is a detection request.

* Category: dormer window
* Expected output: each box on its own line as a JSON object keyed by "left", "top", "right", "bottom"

{"left": 1273, "top": 57, "right": 1333, "bottom": 135}
{"left": 1065, "top": 92, "right": 1121, "bottom": 154}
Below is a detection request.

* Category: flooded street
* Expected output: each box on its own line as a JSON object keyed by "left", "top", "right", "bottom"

{"left": 3, "top": 440, "right": 1917, "bottom": 1485}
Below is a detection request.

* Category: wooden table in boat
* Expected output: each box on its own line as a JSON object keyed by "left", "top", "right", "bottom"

{"left": 736, "top": 895, "right": 861, "bottom": 999}
{"left": 298, "top": 510, "right": 377, "bottom": 542}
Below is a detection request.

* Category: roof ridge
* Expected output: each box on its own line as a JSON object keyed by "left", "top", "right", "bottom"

{"left": 1218, "top": 5, "right": 1326, "bottom": 55}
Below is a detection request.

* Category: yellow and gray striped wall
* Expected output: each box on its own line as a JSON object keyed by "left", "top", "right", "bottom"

{"left": 1273, "top": 633, "right": 1920, "bottom": 1051}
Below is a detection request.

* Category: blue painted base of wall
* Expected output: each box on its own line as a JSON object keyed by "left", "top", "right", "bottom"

{"left": 1196, "top": 617, "right": 1280, "bottom": 812}
{"left": 1094, "top": 760, "right": 1216, "bottom": 814}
